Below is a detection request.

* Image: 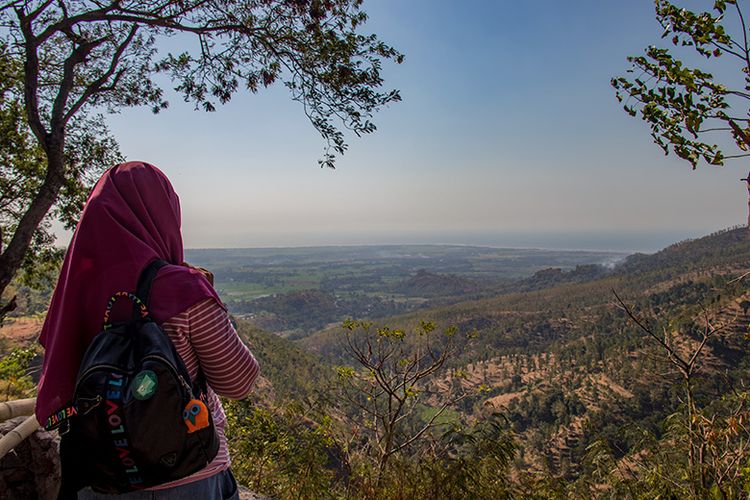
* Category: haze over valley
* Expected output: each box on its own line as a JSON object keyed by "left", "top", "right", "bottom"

{"left": 186, "top": 244, "right": 627, "bottom": 338}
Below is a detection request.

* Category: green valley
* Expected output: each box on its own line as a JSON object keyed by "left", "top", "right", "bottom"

{"left": 3, "top": 228, "right": 749, "bottom": 498}
{"left": 186, "top": 245, "right": 625, "bottom": 339}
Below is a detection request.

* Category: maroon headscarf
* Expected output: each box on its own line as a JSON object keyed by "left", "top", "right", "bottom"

{"left": 36, "top": 162, "right": 220, "bottom": 424}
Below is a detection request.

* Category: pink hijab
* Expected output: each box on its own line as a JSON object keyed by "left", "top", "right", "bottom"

{"left": 36, "top": 162, "right": 220, "bottom": 424}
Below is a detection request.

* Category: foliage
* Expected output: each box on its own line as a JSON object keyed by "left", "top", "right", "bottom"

{"left": 437, "top": 413, "right": 518, "bottom": 498}
{"left": 235, "top": 317, "right": 330, "bottom": 401}
{"left": 227, "top": 313, "right": 522, "bottom": 498}
{"left": 0, "top": 345, "right": 35, "bottom": 379}
{"left": 580, "top": 390, "right": 750, "bottom": 498}
{"left": 0, "top": 345, "right": 36, "bottom": 400}
{"left": 216, "top": 228, "right": 750, "bottom": 497}
{"left": 0, "top": 0, "right": 402, "bottom": 316}
{"left": 612, "top": 0, "right": 750, "bottom": 168}
{"left": 0, "top": 225, "right": 739, "bottom": 495}
{"left": 587, "top": 288, "right": 750, "bottom": 498}
{"left": 3, "top": 271, "right": 57, "bottom": 316}
{"left": 340, "top": 414, "right": 516, "bottom": 499}
{"left": 1, "top": 0, "right": 402, "bottom": 167}
{"left": 295, "top": 226, "right": 750, "bottom": 489}
{"left": 225, "top": 397, "right": 517, "bottom": 499}
{"left": 0, "top": 43, "right": 121, "bottom": 295}
{"left": 224, "top": 400, "right": 338, "bottom": 498}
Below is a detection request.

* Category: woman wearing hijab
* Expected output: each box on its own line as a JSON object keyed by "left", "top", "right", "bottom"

{"left": 36, "top": 162, "right": 260, "bottom": 499}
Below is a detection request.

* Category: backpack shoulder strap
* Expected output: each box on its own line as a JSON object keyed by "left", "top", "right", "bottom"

{"left": 136, "top": 259, "right": 169, "bottom": 307}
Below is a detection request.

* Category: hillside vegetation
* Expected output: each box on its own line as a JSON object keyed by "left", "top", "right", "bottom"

{"left": 2, "top": 227, "right": 749, "bottom": 497}
{"left": 287, "top": 226, "right": 750, "bottom": 496}
{"left": 186, "top": 245, "right": 624, "bottom": 338}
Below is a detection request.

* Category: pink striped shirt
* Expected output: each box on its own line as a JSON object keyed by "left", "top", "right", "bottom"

{"left": 149, "top": 298, "right": 259, "bottom": 490}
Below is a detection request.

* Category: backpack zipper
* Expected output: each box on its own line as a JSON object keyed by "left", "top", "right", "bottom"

{"left": 142, "top": 354, "right": 194, "bottom": 398}
{"left": 76, "top": 356, "right": 194, "bottom": 401}
{"left": 77, "top": 364, "right": 131, "bottom": 386}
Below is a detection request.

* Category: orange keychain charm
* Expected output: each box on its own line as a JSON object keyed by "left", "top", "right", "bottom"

{"left": 183, "top": 399, "right": 209, "bottom": 433}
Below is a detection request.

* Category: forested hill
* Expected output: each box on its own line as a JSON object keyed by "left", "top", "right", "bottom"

{"left": 234, "top": 318, "right": 328, "bottom": 403}
{"left": 616, "top": 225, "right": 749, "bottom": 279}
{"left": 298, "top": 226, "right": 750, "bottom": 480}
{"left": 509, "top": 226, "right": 749, "bottom": 295}
{"left": 301, "top": 226, "right": 750, "bottom": 362}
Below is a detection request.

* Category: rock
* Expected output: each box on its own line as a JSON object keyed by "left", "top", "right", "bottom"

{"left": 238, "top": 484, "right": 270, "bottom": 499}
{"left": 0, "top": 415, "right": 265, "bottom": 500}
{"left": 0, "top": 415, "right": 60, "bottom": 500}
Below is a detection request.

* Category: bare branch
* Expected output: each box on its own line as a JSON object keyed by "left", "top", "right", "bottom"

{"left": 612, "top": 289, "right": 690, "bottom": 373}
{"left": 736, "top": 0, "right": 750, "bottom": 76}
{"left": 728, "top": 270, "right": 750, "bottom": 284}
{"left": 391, "top": 393, "right": 469, "bottom": 454}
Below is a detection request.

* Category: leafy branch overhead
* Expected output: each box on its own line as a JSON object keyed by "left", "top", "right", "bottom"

{"left": 612, "top": 0, "right": 750, "bottom": 168}
{"left": 1, "top": 0, "right": 403, "bottom": 168}
{"left": 0, "top": 42, "right": 122, "bottom": 296}
{"left": 0, "top": 0, "right": 402, "bottom": 317}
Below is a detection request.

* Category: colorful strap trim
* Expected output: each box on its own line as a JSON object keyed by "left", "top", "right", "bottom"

{"left": 44, "top": 404, "right": 77, "bottom": 431}
{"left": 103, "top": 291, "right": 149, "bottom": 330}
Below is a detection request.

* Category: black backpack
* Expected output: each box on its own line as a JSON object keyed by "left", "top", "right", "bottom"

{"left": 50, "top": 260, "right": 219, "bottom": 496}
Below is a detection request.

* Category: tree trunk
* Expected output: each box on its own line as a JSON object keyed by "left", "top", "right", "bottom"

{"left": 0, "top": 148, "right": 65, "bottom": 304}
{"left": 685, "top": 375, "right": 696, "bottom": 489}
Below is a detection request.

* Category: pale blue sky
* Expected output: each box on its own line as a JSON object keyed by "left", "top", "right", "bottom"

{"left": 96, "top": 0, "right": 748, "bottom": 251}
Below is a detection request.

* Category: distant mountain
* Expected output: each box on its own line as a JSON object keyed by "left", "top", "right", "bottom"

{"left": 512, "top": 264, "right": 609, "bottom": 292}
{"left": 392, "top": 269, "right": 483, "bottom": 297}
{"left": 615, "top": 226, "right": 748, "bottom": 278}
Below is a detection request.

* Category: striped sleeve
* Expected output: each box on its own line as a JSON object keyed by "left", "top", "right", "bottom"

{"left": 186, "top": 298, "right": 260, "bottom": 399}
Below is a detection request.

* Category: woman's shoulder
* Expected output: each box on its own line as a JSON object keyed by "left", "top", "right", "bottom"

{"left": 155, "top": 264, "right": 212, "bottom": 293}
{"left": 149, "top": 263, "right": 222, "bottom": 321}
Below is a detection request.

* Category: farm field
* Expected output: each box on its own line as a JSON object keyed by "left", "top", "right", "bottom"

{"left": 186, "top": 245, "right": 625, "bottom": 337}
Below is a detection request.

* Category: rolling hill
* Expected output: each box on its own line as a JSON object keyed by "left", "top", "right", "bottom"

{"left": 299, "top": 226, "right": 750, "bottom": 478}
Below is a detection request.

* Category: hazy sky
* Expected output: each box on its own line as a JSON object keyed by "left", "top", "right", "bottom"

{"left": 93, "top": 0, "right": 748, "bottom": 251}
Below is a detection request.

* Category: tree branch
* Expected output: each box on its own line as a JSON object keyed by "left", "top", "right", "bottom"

{"left": 391, "top": 393, "right": 469, "bottom": 454}
{"left": 63, "top": 25, "right": 138, "bottom": 123}
{"left": 15, "top": 7, "right": 47, "bottom": 147}
{"left": 727, "top": 120, "right": 750, "bottom": 150}
{"left": 736, "top": 0, "right": 750, "bottom": 76}
{"left": 612, "top": 289, "right": 690, "bottom": 373}
{"left": 50, "top": 36, "right": 108, "bottom": 133}
{"left": 36, "top": 8, "right": 263, "bottom": 44}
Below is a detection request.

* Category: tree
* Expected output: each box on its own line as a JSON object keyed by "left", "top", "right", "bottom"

{"left": 612, "top": 1, "right": 750, "bottom": 225}
{"left": 0, "top": 42, "right": 122, "bottom": 317}
{"left": 0, "top": 0, "right": 402, "bottom": 308}
{"left": 334, "top": 319, "right": 473, "bottom": 482}
{"left": 612, "top": 290, "right": 750, "bottom": 497}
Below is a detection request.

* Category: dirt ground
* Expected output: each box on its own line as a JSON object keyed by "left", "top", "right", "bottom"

{"left": 0, "top": 317, "right": 43, "bottom": 349}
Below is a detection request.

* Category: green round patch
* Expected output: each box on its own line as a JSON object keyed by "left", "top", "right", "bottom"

{"left": 132, "top": 370, "right": 158, "bottom": 400}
